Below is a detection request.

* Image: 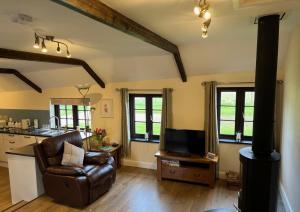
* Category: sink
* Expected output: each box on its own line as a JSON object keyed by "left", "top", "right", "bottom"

{"left": 39, "top": 129, "right": 65, "bottom": 136}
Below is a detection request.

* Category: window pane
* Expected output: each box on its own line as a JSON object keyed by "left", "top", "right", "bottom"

{"left": 60, "top": 110, "right": 66, "bottom": 118}
{"left": 60, "top": 119, "right": 67, "bottom": 127}
{"left": 220, "top": 106, "right": 235, "bottom": 120}
{"left": 244, "top": 122, "right": 253, "bottom": 136}
{"left": 86, "top": 106, "right": 90, "bottom": 110}
{"left": 66, "top": 105, "right": 72, "bottom": 110}
{"left": 67, "top": 119, "right": 73, "bottom": 128}
{"left": 152, "top": 98, "right": 162, "bottom": 110}
{"left": 244, "top": 107, "right": 254, "bottom": 121}
{"left": 135, "top": 122, "right": 146, "bottom": 134}
{"left": 153, "top": 110, "right": 162, "bottom": 122}
{"left": 78, "top": 105, "right": 84, "bottom": 110}
{"left": 78, "top": 111, "right": 87, "bottom": 119}
{"left": 79, "top": 120, "right": 87, "bottom": 128}
{"left": 221, "top": 92, "right": 236, "bottom": 106}
{"left": 220, "top": 121, "right": 235, "bottom": 135}
{"left": 67, "top": 110, "right": 73, "bottom": 119}
{"left": 153, "top": 123, "right": 161, "bottom": 135}
{"left": 134, "top": 97, "right": 145, "bottom": 109}
{"left": 135, "top": 110, "right": 146, "bottom": 122}
{"left": 59, "top": 105, "right": 65, "bottom": 110}
{"left": 245, "top": 92, "right": 255, "bottom": 106}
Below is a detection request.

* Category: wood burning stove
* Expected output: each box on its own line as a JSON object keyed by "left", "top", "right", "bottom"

{"left": 238, "top": 14, "right": 281, "bottom": 212}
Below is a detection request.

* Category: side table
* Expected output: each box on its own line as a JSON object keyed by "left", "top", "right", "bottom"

{"left": 91, "top": 144, "right": 122, "bottom": 168}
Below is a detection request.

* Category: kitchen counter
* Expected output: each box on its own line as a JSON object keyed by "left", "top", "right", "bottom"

{"left": 4, "top": 131, "right": 92, "bottom": 157}
{"left": 6, "top": 143, "right": 35, "bottom": 157}
{"left": 0, "top": 128, "right": 92, "bottom": 138}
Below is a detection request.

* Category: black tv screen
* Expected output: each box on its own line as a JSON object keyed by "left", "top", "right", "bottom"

{"left": 164, "top": 128, "right": 205, "bottom": 156}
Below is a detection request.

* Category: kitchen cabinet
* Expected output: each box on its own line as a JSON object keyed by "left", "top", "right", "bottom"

{"left": 0, "top": 134, "right": 37, "bottom": 162}
{"left": 0, "top": 134, "right": 5, "bottom": 161}
{"left": 35, "top": 136, "right": 47, "bottom": 144}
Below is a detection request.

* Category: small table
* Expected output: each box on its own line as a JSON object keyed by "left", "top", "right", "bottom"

{"left": 90, "top": 144, "right": 122, "bottom": 168}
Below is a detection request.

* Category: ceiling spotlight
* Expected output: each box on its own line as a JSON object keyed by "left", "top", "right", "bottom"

{"left": 66, "top": 49, "right": 71, "bottom": 58}
{"left": 193, "top": 6, "right": 201, "bottom": 16}
{"left": 41, "top": 39, "right": 47, "bottom": 53}
{"left": 56, "top": 44, "right": 61, "bottom": 53}
{"left": 33, "top": 34, "right": 40, "bottom": 49}
{"left": 202, "top": 31, "right": 208, "bottom": 39}
{"left": 194, "top": 0, "right": 212, "bottom": 38}
{"left": 203, "top": 10, "right": 211, "bottom": 20}
{"left": 201, "top": 24, "right": 208, "bottom": 32}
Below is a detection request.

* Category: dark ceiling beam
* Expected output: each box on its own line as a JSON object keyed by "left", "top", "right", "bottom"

{"left": 0, "top": 48, "right": 105, "bottom": 88}
{"left": 51, "top": 0, "right": 187, "bottom": 82}
{"left": 0, "top": 68, "right": 42, "bottom": 93}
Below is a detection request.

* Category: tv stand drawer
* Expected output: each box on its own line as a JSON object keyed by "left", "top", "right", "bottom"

{"left": 183, "top": 169, "right": 210, "bottom": 183}
{"left": 162, "top": 166, "right": 183, "bottom": 179}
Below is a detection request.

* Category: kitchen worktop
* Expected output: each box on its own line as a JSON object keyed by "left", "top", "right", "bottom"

{"left": 0, "top": 128, "right": 92, "bottom": 138}
{"left": 4, "top": 131, "right": 92, "bottom": 157}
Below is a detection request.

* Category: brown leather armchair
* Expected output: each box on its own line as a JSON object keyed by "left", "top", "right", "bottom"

{"left": 34, "top": 131, "right": 116, "bottom": 207}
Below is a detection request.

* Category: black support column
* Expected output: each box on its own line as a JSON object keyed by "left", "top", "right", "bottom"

{"left": 238, "top": 14, "right": 281, "bottom": 212}
{"left": 252, "top": 15, "right": 280, "bottom": 155}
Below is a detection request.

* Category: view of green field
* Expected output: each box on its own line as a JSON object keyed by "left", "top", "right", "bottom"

{"left": 134, "top": 97, "right": 162, "bottom": 135}
{"left": 220, "top": 91, "right": 254, "bottom": 137}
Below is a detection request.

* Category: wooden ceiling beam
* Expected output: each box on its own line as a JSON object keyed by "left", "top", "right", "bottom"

{"left": 0, "top": 48, "right": 105, "bottom": 88}
{"left": 51, "top": 0, "right": 187, "bottom": 82}
{"left": 0, "top": 68, "right": 42, "bottom": 93}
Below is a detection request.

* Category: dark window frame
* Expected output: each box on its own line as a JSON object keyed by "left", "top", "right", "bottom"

{"left": 129, "top": 94, "right": 162, "bottom": 142}
{"left": 217, "top": 87, "right": 255, "bottom": 142}
{"left": 54, "top": 104, "right": 91, "bottom": 129}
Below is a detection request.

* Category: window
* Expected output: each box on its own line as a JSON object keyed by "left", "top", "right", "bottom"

{"left": 129, "top": 94, "right": 162, "bottom": 142}
{"left": 54, "top": 104, "right": 91, "bottom": 129}
{"left": 217, "top": 87, "right": 255, "bottom": 142}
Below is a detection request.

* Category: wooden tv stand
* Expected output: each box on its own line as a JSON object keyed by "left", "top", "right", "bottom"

{"left": 155, "top": 150, "right": 218, "bottom": 188}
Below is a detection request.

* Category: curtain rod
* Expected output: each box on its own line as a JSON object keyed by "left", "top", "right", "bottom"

{"left": 115, "top": 88, "right": 173, "bottom": 92}
{"left": 201, "top": 80, "right": 283, "bottom": 86}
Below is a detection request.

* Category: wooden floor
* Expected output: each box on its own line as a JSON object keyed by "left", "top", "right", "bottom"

{"left": 0, "top": 167, "right": 12, "bottom": 211}
{"left": 0, "top": 166, "right": 285, "bottom": 212}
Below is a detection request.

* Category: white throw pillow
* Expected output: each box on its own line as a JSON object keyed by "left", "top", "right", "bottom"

{"left": 61, "top": 141, "right": 84, "bottom": 168}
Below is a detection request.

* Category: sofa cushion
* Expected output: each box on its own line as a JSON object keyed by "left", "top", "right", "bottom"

{"left": 47, "top": 166, "right": 85, "bottom": 176}
{"left": 62, "top": 141, "right": 85, "bottom": 167}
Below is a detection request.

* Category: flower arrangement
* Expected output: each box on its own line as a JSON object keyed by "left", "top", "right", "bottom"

{"left": 94, "top": 128, "right": 106, "bottom": 141}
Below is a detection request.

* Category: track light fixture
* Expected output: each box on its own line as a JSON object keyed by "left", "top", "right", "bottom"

{"left": 193, "top": 0, "right": 212, "bottom": 38}
{"left": 33, "top": 33, "right": 40, "bottom": 49}
{"left": 33, "top": 32, "right": 71, "bottom": 58}
{"left": 41, "top": 39, "right": 47, "bottom": 53}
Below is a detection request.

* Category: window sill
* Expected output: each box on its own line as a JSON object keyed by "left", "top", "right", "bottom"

{"left": 219, "top": 139, "right": 252, "bottom": 145}
{"left": 131, "top": 138, "right": 160, "bottom": 144}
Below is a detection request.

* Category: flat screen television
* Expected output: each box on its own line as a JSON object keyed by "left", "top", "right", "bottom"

{"left": 164, "top": 128, "right": 205, "bottom": 156}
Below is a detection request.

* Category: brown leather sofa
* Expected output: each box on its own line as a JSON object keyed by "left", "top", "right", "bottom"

{"left": 34, "top": 131, "right": 116, "bottom": 207}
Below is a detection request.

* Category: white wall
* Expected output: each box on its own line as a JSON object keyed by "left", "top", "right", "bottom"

{"left": 280, "top": 25, "right": 300, "bottom": 212}
{"left": 0, "top": 71, "right": 255, "bottom": 174}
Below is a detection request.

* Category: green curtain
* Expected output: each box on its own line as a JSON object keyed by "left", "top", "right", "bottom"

{"left": 120, "top": 88, "right": 131, "bottom": 157}
{"left": 160, "top": 88, "right": 173, "bottom": 150}
{"left": 274, "top": 80, "right": 284, "bottom": 152}
{"left": 203, "top": 81, "right": 219, "bottom": 177}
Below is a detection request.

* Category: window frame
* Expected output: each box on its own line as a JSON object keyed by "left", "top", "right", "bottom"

{"left": 54, "top": 104, "right": 91, "bottom": 130}
{"left": 129, "top": 94, "right": 162, "bottom": 142}
{"left": 217, "top": 87, "right": 255, "bottom": 142}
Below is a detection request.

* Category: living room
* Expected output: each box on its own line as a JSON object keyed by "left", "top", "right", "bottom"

{"left": 0, "top": 0, "right": 300, "bottom": 212}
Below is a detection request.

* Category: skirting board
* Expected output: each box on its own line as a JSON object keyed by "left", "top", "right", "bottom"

{"left": 122, "top": 159, "right": 156, "bottom": 170}
{"left": 279, "top": 183, "right": 293, "bottom": 212}
{"left": 0, "top": 161, "right": 8, "bottom": 168}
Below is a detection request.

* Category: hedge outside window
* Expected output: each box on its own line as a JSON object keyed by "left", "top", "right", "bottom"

{"left": 54, "top": 104, "right": 91, "bottom": 129}
{"left": 129, "top": 94, "right": 162, "bottom": 142}
{"left": 217, "top": 87, "right": 255, "bottom": 142}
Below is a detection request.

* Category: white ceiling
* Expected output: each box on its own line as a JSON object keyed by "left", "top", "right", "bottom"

{"left": 0, "top": 0, "right": 300, "bottom": 92}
